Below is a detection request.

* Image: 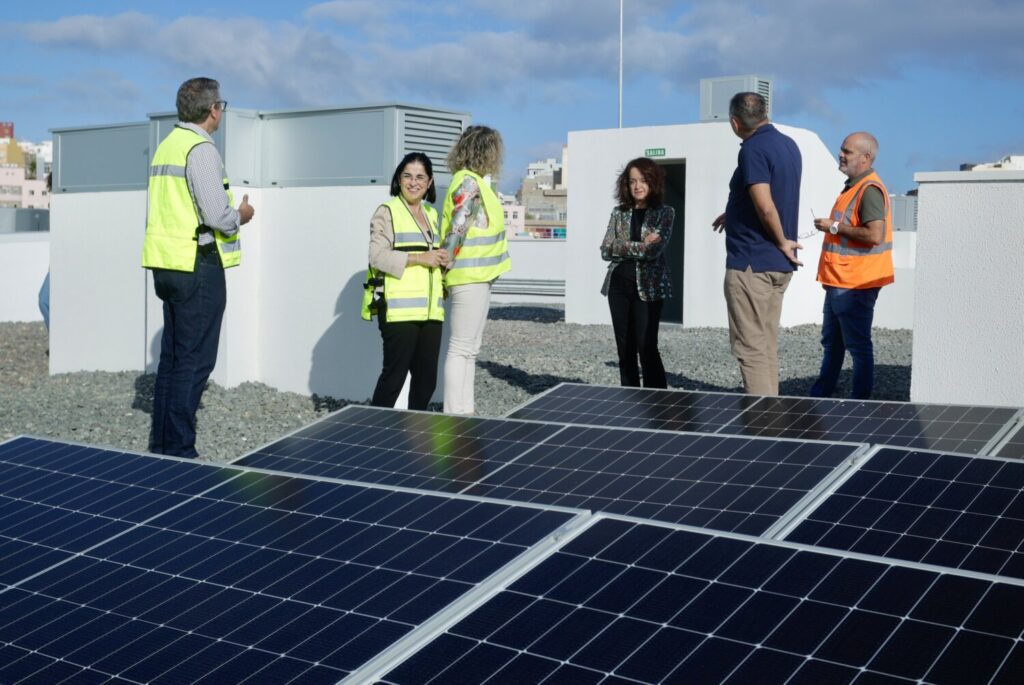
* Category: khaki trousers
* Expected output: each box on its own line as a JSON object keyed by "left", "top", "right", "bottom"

{"left": 724, "top": 266, "right": 793, "bottom": 396}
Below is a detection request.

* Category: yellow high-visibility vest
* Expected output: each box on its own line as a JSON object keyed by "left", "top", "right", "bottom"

{"left": 441, "top": 169, "right": 510, "bottom": 286}
{"left": 362, "top": 197, "right": 445, "bottom": 323}
{"left": 142, "top": 126, "right": 240, "bottom": 271}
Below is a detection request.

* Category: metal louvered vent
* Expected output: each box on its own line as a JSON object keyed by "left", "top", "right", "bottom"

{"left": 399, "top": 111, "right": 466, "bottom": 174}
{"left": 699, "top": 75, "right": 774, "bottom": 122}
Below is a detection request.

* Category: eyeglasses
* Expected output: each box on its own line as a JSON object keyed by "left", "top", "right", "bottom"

{"left": 799, "top": 207, "right": 821, "bottom": 239}
{"left": 214, "top": 100, "right": 228, "bottom": 112}
{"left": 401, "top": 173, "right": 429, "bottom": 183}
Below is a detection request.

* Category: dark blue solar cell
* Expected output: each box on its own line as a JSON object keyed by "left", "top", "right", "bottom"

{"left": 763, "top": 599, "right": 847, "bottom": 654}
{"left": 572, "top": 617, "right": 658, "bottom": 673}
{"left": 809, "top": 558, "right": 885, "bottom": 605}
{"left": 671, "top": 583, "right": 752, "bottom": 633}
{"left": 630, "top": 573, "right": 709, "bottom": 623}
{"left": 614, "top": 627, "right": 702, "bottom": 683}
{"left": 587, "top": 566, "right": 664, "bottom": 614}
{"left": 723, "top": 648, "right": 805, "bottom": 685}
{"left": 867, "top": 619, "right": 955, "bottom": 680}
{"left": 926, "top": 630, "right": 1016, "bottom": 685}
{"left": 529, "top": 607, "right": 610, "bottom": 661}
{"left": 675, "top": 536, "right": 752, "bottom": 579}
{"left": 486, "top": 652, "right": 560, "bottom": 684}
{"left": 450, "top": 591, "right": 533, "bottom": 641}
{"left": 488, "top": 598, "right": 574, "bottom": 651}
{"left": 814, "top": 610, "right": 900, "bottom": 666}
{"left": 788, "top": 659, "right": 860, "bottom": 685}
{"left": 857, "top": 565, "right": 936, "bottom": 616}
{"left": 763, "top": 551, "right": 840, "bottom": 596}
{"left": 719, "top": 591, "right": 800, "bottom": 644}
{"left": 965, "top": 584, "right": 1024, "bottom": 638}
{"left": 671, "top": 636, "right": 751, "bottom": 685}
{"left": 911, "top": 575, "right": 991, "bottom": 625}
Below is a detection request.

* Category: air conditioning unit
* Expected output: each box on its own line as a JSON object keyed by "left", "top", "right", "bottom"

{"left": 700, "top": 75, "right": 773, "bottom": 122}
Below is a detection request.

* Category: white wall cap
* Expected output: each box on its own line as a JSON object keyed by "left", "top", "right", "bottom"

{"left": 915, "top": 170, "right": 1024, "bottom": 183}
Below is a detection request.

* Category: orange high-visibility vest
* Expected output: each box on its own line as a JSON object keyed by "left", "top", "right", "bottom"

{"left": 817, "top": 171, "right": 894, "bottom": 289}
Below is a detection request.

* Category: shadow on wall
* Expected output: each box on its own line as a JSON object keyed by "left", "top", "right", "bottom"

{"left": 309, "top": 270, "right": 382, "bottom": 403}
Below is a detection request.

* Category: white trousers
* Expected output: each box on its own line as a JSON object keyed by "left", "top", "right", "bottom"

{"left": 444, "top": 281, "right": 492, "bottom": 414}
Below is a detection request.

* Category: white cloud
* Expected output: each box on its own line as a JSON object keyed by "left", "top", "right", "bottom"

{"left": 19, "top": 11, "right": 155, "bottom": 51}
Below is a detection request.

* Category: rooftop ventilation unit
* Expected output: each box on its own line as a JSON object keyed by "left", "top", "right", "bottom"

{"left": 700, "top": 75, "right": 773, "bottom": 122}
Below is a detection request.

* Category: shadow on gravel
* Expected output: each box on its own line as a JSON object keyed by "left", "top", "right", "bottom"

{"left": 478, "top": 360, "right": 586, "bottom": 394}
{"left": 132, "top": 374, "right": 155, "bottom": 414}
{"left": 780, "top": 365, "right": 911, "bottom": 402}
{"left": 312, "top": 395, "right": 350, "bottom": 413}
{"left": 487, "top": 306, "right": 564, "bottom": 323}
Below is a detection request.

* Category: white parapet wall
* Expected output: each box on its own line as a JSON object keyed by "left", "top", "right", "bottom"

{"left": 911, "top": 171, "right": 1024, "bottom": 407}
{"left": 0, "top": 233, "right": 49, "bottom": 323}
{"left": 565, "top": 122, "right": 915, "bottom": 329}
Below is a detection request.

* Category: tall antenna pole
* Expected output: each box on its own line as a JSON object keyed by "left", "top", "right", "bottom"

{"left": 618, "top": 0, "right": 623, "bottom": 128}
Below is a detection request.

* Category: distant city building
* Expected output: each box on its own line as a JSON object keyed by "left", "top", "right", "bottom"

{"left": 0, "top": 166, "right": 25, "bottom": 209}
{"left": 961, "top": 154, "right": 1024, "bottom": 171}
{"left": 0, "top": 122, "right": 52, "bottom": 209}
{"left": 515, "top": 146, "right": 568, "bottom": 240}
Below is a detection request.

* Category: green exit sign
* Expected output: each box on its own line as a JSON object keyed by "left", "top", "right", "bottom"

{"left": 645, "top": 147, "right": 666, "bottom": 157}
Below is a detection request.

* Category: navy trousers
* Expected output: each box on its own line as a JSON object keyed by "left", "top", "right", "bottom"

{"left": 809, "top": 286, "right": 880, "bottom": 400}
{"left": 149, "top": 247, "right": 226, "bottom": 457}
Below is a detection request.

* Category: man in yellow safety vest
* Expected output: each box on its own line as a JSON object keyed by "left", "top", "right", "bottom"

{"left": 142, "top": 77, "right": 254, "bottom": 457}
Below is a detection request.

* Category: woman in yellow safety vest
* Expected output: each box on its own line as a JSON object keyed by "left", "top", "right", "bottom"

{"left": 364, "top": 153, "right": 450, "bottom": 409}
{"left": 440, "top": 126, "right": 512, "bottom": 415}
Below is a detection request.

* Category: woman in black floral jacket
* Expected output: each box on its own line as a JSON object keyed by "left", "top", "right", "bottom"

{"left": 600, "top": 157, "right": 675, "bottom": 388}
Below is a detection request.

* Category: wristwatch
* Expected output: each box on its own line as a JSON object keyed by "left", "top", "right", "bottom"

{"left": 829, "top": 221, "right": 840, "bottom": 235}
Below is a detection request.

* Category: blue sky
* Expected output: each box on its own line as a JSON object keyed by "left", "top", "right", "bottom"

{"left": 3, "top": 0, "right": 1023, "bottom": 193}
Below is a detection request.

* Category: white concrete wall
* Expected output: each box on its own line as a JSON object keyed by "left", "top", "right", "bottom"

{"left": 50, "top": 186, "right": 450, "bottom": 402}
{"left": 50, "top": 191, "right": 148, "bottom": 373}
{"left": 565, "top": 122, "right": 915, "bottom": 329}
{"left": 0, "top": 233, "right": 49, "bottom": 322}
{"left": 911, "top": 171, "right": 1024, "bottom": 407}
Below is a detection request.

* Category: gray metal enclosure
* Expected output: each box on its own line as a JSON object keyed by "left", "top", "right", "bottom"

{"left": 52, "top": 103, "right": 470, "bottom": 194}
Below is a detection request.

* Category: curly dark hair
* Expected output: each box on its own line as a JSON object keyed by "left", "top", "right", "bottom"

{"left": 390, "top": 152, "right": 436, "bottom": 203}
{"left": 615, "top": 157, "right": 664, "bottom": 209}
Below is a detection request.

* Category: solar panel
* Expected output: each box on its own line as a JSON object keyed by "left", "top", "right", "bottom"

{"left": 720, "top": 395, "right": 1019, "bottom": 454}
{"left": 509, "top": 383, "right": 1020, "bottom": 455}
{"left": 378, "top": 517, "right": 1024, "bottom": 685}
{"left": 238, "top": 406, "right": 865, "bottom": 536}
{"left": 784, "top": 446, "right": 1024, "bottom": 579}
{"left": 991, "top": 420, "right": 1024, "bottom": 459}
{"left": 507, "top": 383, "right": 760, "bottom": 433}
{"left": 0, "top": 437, "right": 237, "bottom": 587}
{"left": 463, "top": 424, "right": 863, "bottom": 535}
{"left": 236, "top": 405, "right": 564, "bottom": 492}
{"left": 0, "top": 438, "right": 579, "bottom": 683}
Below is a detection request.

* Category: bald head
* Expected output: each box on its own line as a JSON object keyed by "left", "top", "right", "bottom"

{"left": 839, "top": 131, "right": 878, "bottom": 178}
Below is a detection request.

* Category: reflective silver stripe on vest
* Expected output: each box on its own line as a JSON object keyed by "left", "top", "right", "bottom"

{"left": 462, "top": 230, "right": 506, "bottom": 247}
{"left": 150, "top": 164, "right": 187, "bottom": 178}
{"left": 219, "top": 239, "right": 241, "bottom": 253}
{"left": 823, "top": 240, "right": 893, "bottom": 256}
{"left": 387, "top": 296, "right": 429, "bottom": 309}
{"left": 450, "top": 251, "right": 511, "bottom": 269}
{"left": 394, "top": 232, "right": 429, "bottom": 245}
{"left": 436, "top": 297, "right": 445, "bottom": 308}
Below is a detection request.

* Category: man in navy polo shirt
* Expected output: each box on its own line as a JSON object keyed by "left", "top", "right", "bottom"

{"left": 712, "top": 92, "right": 803, "bottom": 396}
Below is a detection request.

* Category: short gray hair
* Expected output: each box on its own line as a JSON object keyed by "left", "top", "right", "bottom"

{"left": 176, "top": 77, "right": 220, "bottom": 124}
{"left": 729, "top": 92, "right": 768, "bottom": 130}
{"left": 850, "top": 131, "right": 879, "bottom": 161}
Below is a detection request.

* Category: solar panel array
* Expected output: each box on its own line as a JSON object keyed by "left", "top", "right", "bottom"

{"left": 785, "top": 446, "right": 1024, "bottom": 579}
{"left": 0, "top": 437, "right": 577, "bottom": 684}
{"left": 238, "top": 405, "right": 864, "bottom": 535}
{"left": 3, "top": 375, "right": 1022, "bottom": 683}
{"left": 381, "top": 517, "right": 1024, "bottom": 685}
{"left": 508, "top": 383, "right": 1021, "bottom": 455}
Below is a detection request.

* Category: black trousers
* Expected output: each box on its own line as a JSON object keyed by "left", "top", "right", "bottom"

{"left": 607, "top": 264, "right": 667, "bottom": 388}
{"left": 371, "top": 309, "right": 443, "bottom": 410}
